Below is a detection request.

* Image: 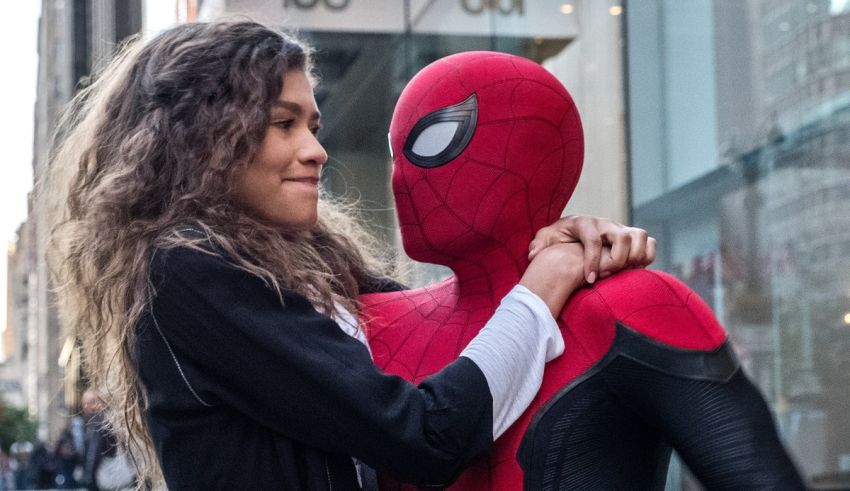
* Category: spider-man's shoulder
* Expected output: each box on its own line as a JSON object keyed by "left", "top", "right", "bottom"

{"left": 561, "top": 269, "right": 726, "bottom": 351}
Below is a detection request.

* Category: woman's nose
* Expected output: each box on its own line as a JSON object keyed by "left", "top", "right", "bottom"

{"left": 300, "top": 131, "right": 328, "bottom": 167}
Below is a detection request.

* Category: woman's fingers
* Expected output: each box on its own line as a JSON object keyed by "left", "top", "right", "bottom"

{"left": 567, "top": 217, "right": 605, "bottom": 283}
{"left": 528, "top": 215, "right": 656, "bottom": 282}
{"left": 626, "top": 228, "right": 649, "bottom": 267}
{"left": 644, "top": 236, "right": 657, "bottom": 267}
{"left": 600, "top": 227, "right": 631, "bottom": 278}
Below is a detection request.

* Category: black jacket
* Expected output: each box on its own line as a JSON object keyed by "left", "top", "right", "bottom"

{"left": 135, "top": 245, "right": 494, "bottom": 490}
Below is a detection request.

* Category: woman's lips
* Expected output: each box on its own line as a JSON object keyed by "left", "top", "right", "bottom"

{"left": 284, "top": 177, "right": 319, "bottom": 186}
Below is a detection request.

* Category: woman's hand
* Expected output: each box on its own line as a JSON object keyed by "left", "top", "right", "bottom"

{"left": 520, "top": 242, "right": 587, "bottom": 318}
{"left": 528, "top": 215, "right": 656, "bottom": 285}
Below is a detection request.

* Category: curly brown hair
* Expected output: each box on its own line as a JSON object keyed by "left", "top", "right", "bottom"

{"left": 47, "top": 21, "right": 386, "bottom": 488}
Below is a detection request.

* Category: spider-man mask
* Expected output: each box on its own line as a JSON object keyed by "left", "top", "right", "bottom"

{"left": 390, "top": 51, "right": 584, "bottom": 265}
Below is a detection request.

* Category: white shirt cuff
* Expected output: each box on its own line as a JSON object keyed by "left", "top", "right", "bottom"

{"left": 460, "top": 284, "right": 564, "bottom": 439}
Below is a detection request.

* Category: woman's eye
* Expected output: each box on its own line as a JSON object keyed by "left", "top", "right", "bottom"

{"left": 310, "top": 124, "right": 322, "bottom": 136}
{"left": 273, "top": 119, "right": 295, "bottom": 130}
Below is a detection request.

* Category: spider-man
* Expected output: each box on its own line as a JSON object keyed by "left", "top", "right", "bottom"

{"left": 361, "top": 52, "right": 804, "bottom": 489}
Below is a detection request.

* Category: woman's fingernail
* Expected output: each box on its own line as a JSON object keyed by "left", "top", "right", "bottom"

{"left": 587, "top": 272, "right": 596, "bottom": 284}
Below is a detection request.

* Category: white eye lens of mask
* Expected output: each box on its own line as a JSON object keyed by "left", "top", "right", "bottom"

{"left": 409, "top": 121, "right": 460, "bottom": 157}
{"left": 402, "top": 94, "right": 477, "bottom": 169}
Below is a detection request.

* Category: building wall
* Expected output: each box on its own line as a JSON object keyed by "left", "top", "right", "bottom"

{"left": 21, "top": 0, "right": 143, "bottom": 442}
{"left": 545, "top": 1, "right": 628, "bottom": 221}
{"left": 1, "top": 237, "right": 25, "bottom": 407}
{"left": 31, "top": 0, "right": 76, "bottom": 441}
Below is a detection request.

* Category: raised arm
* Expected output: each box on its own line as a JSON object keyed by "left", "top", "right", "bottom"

{"left": 141, "top": 244, "right": 585, "bottom": 486}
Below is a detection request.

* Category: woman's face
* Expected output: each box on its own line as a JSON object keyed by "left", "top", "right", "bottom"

{"left": 234, "top": 69, "right": 327, "bottom": 229}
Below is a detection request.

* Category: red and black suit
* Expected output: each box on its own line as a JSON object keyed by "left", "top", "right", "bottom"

{"left": 361, "top": 52, "right": 805, "bottom": 490}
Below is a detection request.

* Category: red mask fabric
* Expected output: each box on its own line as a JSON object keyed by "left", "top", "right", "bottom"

{"left": 390, "top": 51, "right": 584, "bottom": 267}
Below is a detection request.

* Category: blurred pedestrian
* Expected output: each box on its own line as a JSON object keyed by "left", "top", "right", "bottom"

{"left": 9, "top": 440, "right": 32, "bottom": 489}
{"left": 79, "top": 389, "right": 116, "bottom": 491}
{"left": 0, "top": 449, "right": 13, "bottom": 490}
{"left": 29, "top": 441, "right": 56, "bottom": 489}
{"left": 54, "top": 423, "right": 80, "bottom": 489}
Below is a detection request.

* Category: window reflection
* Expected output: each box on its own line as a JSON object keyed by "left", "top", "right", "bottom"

{"left": 628, "top": 0, "right": 850, "bottom": 487}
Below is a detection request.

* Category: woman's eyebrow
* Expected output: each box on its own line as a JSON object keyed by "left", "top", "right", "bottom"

{"left": 272, "top": 100, "right": 321, "bottom": 121}
{"left": 272, "top": 100, "right": 300, "bottom": 112}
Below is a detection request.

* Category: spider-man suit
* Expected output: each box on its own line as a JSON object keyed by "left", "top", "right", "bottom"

{"left": 361, "top": 52, "right": 805, "bottom": 490}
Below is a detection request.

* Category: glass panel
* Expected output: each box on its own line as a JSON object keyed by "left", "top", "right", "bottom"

{"left": 627, "top": 1, "right": 850, "bottom": 488}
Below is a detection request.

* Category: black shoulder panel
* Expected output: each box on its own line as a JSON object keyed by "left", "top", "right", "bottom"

{"left": 517, "top": 322, "right": 740, "bottom": 490}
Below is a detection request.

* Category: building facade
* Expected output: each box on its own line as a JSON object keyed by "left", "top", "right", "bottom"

{"left": 11, "top": 0, "right": 143, "bottom": 441}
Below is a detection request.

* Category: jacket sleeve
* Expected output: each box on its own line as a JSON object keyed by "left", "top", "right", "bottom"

{"left": 146, "top": 246, "right": 491, "bottom": 486}
{"left": 358, "top": 273, "right": 408, "bottom": 294}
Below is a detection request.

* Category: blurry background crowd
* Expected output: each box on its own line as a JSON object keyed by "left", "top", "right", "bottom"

{"left": 0, "top": 389, "right": 130, "bottom": 490}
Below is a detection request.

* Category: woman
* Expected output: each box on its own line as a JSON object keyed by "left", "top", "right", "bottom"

{"left": 49, "top": 21, "right": 652, "bottom": 490}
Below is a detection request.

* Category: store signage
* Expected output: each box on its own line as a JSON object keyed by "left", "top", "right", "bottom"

{"left": 220, "top": 0, "right": 577, "bottom": 38}
{"left": 283, "top": 0, "right": 525, "bottom": 15}
{"left": 460, "top": 0, "right": 524, "bottom": 15}
{"left": 283, "top": 0, "right": 351, "bottom": 9}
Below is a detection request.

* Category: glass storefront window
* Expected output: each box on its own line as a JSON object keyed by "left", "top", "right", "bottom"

{"left": 627, "top": 1, "right": 850, "bottom": 488}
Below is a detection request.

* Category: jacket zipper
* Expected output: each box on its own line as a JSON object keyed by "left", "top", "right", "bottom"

{"left": 325, "top": 457, "right": 334, "bottom": 491}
